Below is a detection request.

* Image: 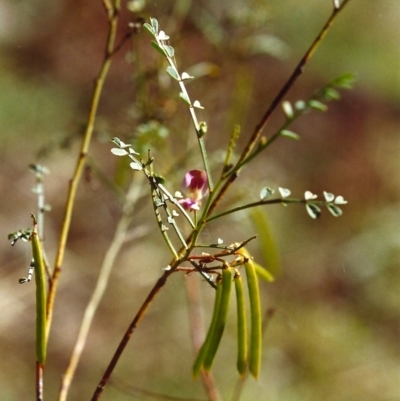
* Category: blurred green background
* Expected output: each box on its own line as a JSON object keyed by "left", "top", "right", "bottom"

{"left": 0, "top": 0, "right": 399, "bottom": 400}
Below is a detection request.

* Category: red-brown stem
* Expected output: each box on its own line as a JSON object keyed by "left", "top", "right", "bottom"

{"left": 91, "top": 269, "right": 172, "bottom": 401}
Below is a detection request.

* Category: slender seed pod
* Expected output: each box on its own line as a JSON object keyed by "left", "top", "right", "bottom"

{"left": 244, "top": 259, "right": 262, "bottom": 379}
{"left": 31, "top": 219, "right": 47, "bottom": 365}
{"left": 192, "top": 276, "right": 223, "bottom": 378}
{"left": 234, "top": 273, "right": 248, "bottom": 376}
{"left": 203, "top": 267, "right": 232, "bottom": 372}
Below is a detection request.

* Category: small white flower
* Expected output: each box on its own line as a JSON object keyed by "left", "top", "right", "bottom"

{"left": 217, "top": 238, "right": 223, "bottom": 245}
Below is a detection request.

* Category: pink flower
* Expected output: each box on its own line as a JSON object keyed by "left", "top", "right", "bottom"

{"left": 178, "top": 170, "right": 209, "bottom": 211}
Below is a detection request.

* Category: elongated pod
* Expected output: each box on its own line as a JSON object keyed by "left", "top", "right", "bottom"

{"left": 202, "top": 268, "right": 232, "bottom": 372}
{"left": 192, "top": 275, "right": 223, "bottom": 378}
{"left": 244, "top": 260, "right": 262, "bottom": 379}
{"left": 31, "top": 217, "right": 47, "bottom": 365}
{"left": 234, "top": 273, "right": 247, "bottom": 376}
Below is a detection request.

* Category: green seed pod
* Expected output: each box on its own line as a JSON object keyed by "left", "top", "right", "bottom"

{"left": 31, "top": 219, "right": 47, "bottom": 365}
{"left": 192, "top": 276, "right": 223, "bottom": 378}
{"left": 244, "top": 260, "right": 262, "bottom": 379}
{"left": 234, "top": 273, "right": 248, "bottom": 376}
{"left": 203, "top": 268, "right": 232, "bottom": 372}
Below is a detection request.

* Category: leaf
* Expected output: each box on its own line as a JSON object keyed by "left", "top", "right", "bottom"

{"left": 334, "top": 195, "right": 347, "bottom": 205}
{"left": 323, "top": 87, "right": 341, "bottom": 100}
{"left": 282, "top": 101, "right": 294, "bottom": 119}
{"left": 308, "top": 99, "right": 328, "bottom": 112}
{"left": 179, "top": 92, "right": 191, "bottom": 105}
{"left": 306, "top": 203, "right": 321, "bottom": 219}
{"left": 278, "top": 187, "right": 291, "bottom": 198}
{"left": 151, "top": 41, "right": 167, "bottom": 57}
{"left": 193, "top": 100, "right": 204, "bottom": 109}
{"left": 331, "top": 72, "right": 355, "bottom": 89}
{"left": 143, "top": 23, "right": 155, "bottom": 37}
{"left": 260, "top": 187, "right": 274, "bottom": 200}
{"left": 181, "top": 72, "right": 194, "bottom": 80}
{"left": 280, "top": 130, "right": 300, "bottom": 140}
{"left": 323, "top": 191, "right": 335, "bottom": 202}
{"left": 163, "top": 44, "right": 175, "bottom": 58}
{"left": 295, "top": 100, "right": 306, "bottom": 111}
{"left": 327, "top": 203, "right": 343, "bottom": 217}
{"left": 157, "top": 30, "right": 169, "bottom": 41}
{"left": 111, "top": 148, "right": 129, "bottom": 156}
{"left": 150, "top": 17, "right": 159, "bottom": 34}
{"left": 304, "top": 191, "right": 318, "bottom": 200}
{"left": 130, "top": 162, "right": 143, "bottom": 171}
{"left": 166, "top": 65, "right": 180, "bottom": 80}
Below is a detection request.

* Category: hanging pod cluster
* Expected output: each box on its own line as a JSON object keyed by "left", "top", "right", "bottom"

{"left": 193, "top": 252, "right": 263, "bottom": 379}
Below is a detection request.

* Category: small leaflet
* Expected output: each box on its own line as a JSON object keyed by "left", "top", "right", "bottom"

{"left": 111, "top": 148, "right": 129, "bottom": 156}
{"left": 260, "top": 187, "right": 274, "bottom": 200}
{"left": 282, "top": 101, "right": 294, "bottom": 119}
{"left": 181, "top": 72, "right": 194, "bottom": 80}
{"left": 334, "top": 195, "right": 347, "bottom": 205}
{"left": 157, "top": 30, "right": 170, "bottom": 41}
{"left": 323, "top": 191, "right": 335, "bottom": 202}
{"left": 306, "top": 203, "right": 321, "bottom": 219}
{"left": 166, "top": 66, "right": 180, "bottom": 81}
{"left": 304, "top": 191, "right": 318, "bottom": 200}
{"left": 278, "top": 187, "right": 291, "bottom": 198}
{"left": 280, "top": 130, "right": 300, "bottom": 140}
{"left": 130, "top": 162, "right": 143, "bottom": 171}
{"left": 179, "top": 92, "right": 191, "bottom": 105}
{"left": 193, "top": 100, "right": 204, "bottom": 109}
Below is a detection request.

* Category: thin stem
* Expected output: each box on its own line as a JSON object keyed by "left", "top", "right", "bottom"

{"left": 153, "top": 34, "right": 214, "bottom": 191}
{"left": 205, "top": 0, "right": 352, "bottom": 218}
{"left": 206, "top": 198, "right": 304, "bottom": 222}
{"left": 45, "top": 0, "right": 121, "bottom": 340}
{"left": 90, "top": 267, "right": 175, "bottom": 401}
{"left": 57, "top": 174, "right": 145, "bottom": 401}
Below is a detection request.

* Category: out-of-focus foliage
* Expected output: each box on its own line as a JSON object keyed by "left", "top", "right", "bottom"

{"left": 0, "top": 1, "right": 398, "bottom": 400}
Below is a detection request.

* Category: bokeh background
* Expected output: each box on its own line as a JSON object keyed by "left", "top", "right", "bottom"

{"left": 0, "top": 0, "right": 399, "bottom": 400}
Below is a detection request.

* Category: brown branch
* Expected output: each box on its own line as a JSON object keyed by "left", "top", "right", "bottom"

{"left": 45, "top": 1, "right": 121, "bottom": 340}
{"left": 90, "top": 268, "right": 174, "bottom": 401}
